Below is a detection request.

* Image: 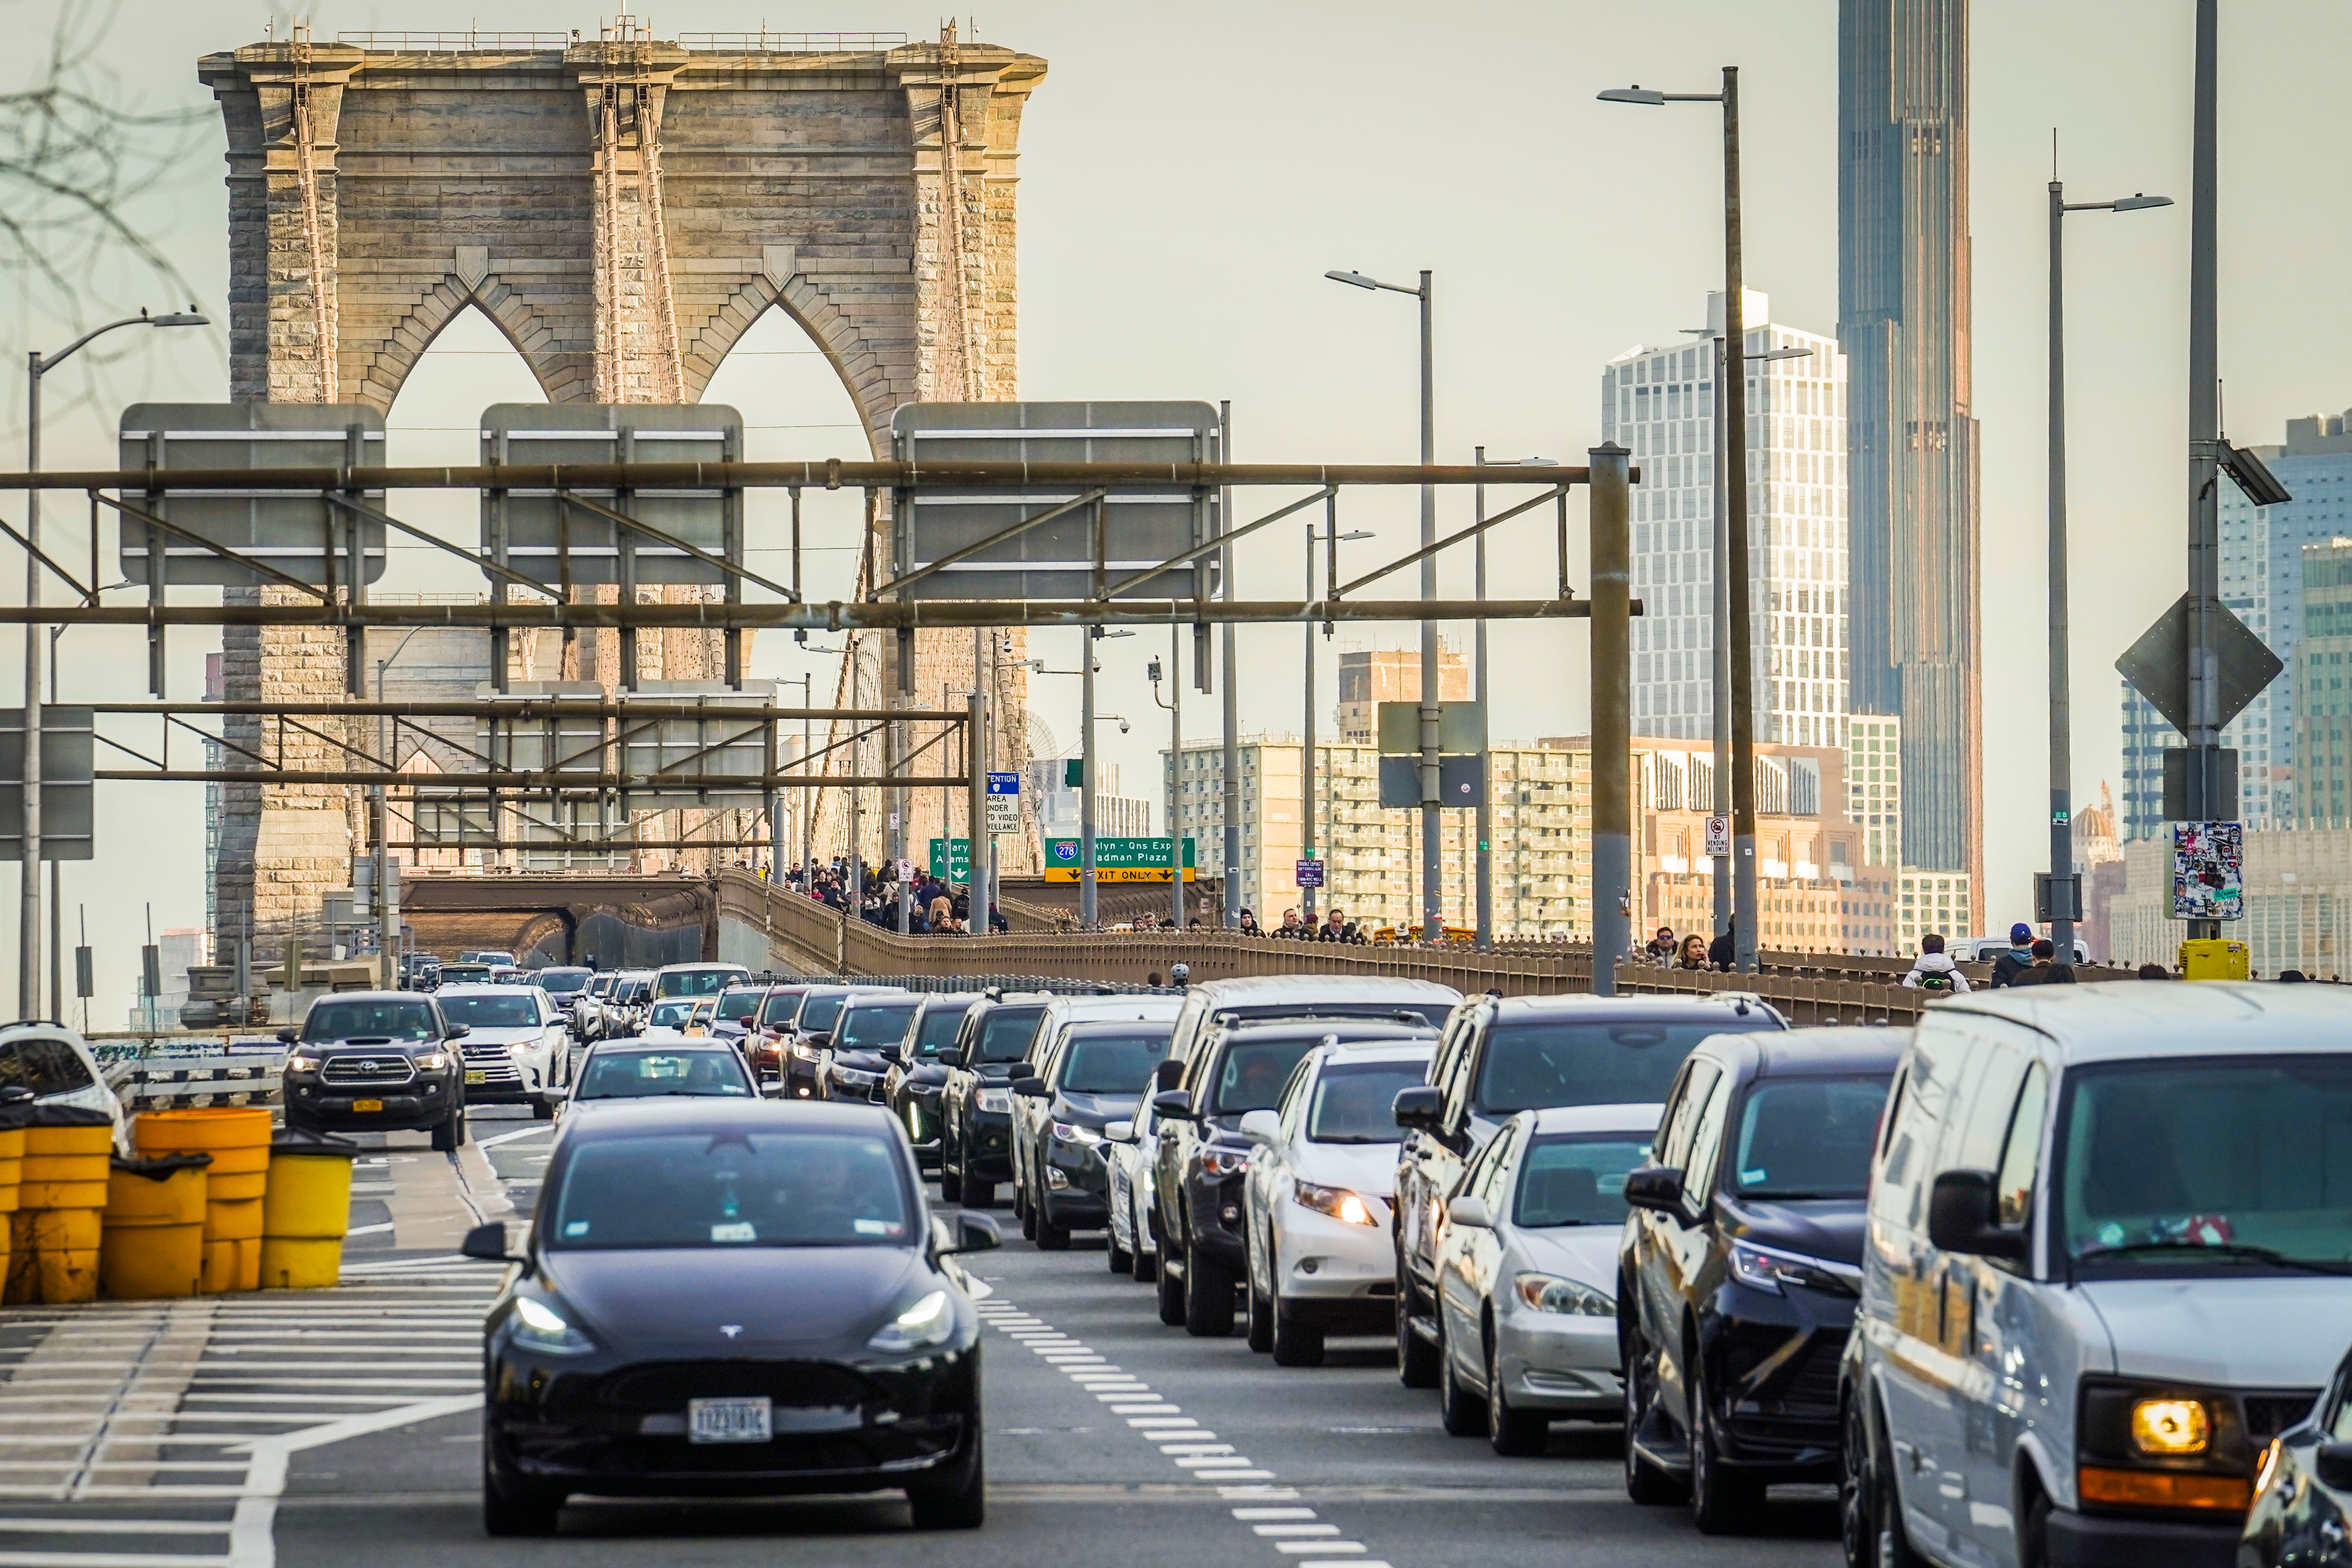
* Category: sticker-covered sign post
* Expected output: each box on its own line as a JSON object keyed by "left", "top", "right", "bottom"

{"left": 2172, "top": 821, "right": 2243, "bottom": 921}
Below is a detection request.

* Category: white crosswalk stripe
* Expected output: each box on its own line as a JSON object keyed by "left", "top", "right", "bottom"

{"left": 0, "top": 1257, "right": 501, "bottom": 1568}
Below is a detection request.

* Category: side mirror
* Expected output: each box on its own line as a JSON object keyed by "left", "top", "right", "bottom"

{"left": 1392, "top": 1085, "right": 1444, "bottom": 1132}
{"left": 1238, "top": 1109, "right": 1283, "bottom": 1147}
{"left": 946, "top": 1212, "right": 1002, "bottom": 1255}
{"left": 276, "top": 1027, "right": 298, "bottom": 1045}
{"left": 1151, "top": 1088, "right": 1195, "bottom": 1122}
{"left": 2317, "top": 1441, "right": 2352, "bottom": 1492}
{"left": 1622, "top": 1166, "right": 1686, "bottom": 1213}
{"left": 1154, "top": 1058, "right": 1186, "bottom": 1092}
{"left": 1927, "top": 1169, "right": 2029, "bottom": 1262}
{"left": 1447, "top": 1194, "right": 1493, "bottom": 1229}
{"left": 447, "top": 1023, "right": 471, "bottom": 1039}
{"left": 1103, "top": 1120, "right": 1135, "bottom": 1144}
{"left": 1011, "top": 1077, "right": 1050, "bottom": 1099}
{"left": 937, "top": 1049, "right": 963, "bottom": 1069}
{"left": 459, "top": 1221, "right": 521, "bottom": 1264}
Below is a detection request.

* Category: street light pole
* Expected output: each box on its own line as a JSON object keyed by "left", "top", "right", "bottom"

{"left": 1152, "top": 637, "right": 1183, "bottom": 928}
{"left": 2047, "top": 177, "right": 2173, "bottom": 962}
{"left": 1474, "top": 446, "right": 1490, "bottom": 951}
{"left": 1600, "top": 71, "right": 1753, "bottom": 969}
{"left": 1302, "top": 512, "right": 1374, "bottom": 929}
{"left": 18, "top": 307, "right": 204, "bottom": 1016}
{"left": 1081, "top": 628, "right": 1098, "bottom": 929}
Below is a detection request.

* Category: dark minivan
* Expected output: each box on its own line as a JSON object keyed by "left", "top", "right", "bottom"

{"left": 1617, "top": 1026, "right": 1903, "bottom": 1535}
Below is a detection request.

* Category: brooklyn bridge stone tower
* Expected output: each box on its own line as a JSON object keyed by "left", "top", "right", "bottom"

{"left": 198, "top": 24, "right": 1044, "bottom": 945}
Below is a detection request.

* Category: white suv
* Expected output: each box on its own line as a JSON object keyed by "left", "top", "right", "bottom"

{"left": 1841, "top": 983, "right": 2352, "bottom": 1568}
{"left": 0, "top": 1023, "right": 123, "bottom": 1148}
{"left": 432, "top": 984, "right": 570, "bottom": 1119}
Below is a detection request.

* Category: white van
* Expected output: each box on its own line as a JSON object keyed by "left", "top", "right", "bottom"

{"left": 1841, "top": 983, "right": 2352, "bottom": 1568}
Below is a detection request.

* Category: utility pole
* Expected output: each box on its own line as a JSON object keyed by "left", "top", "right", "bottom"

{"left": 968, "top": 627, "right": 989, "bottom": 934}
{"left": 1219, "top": 401, "right": 1241, "bottom": 929}
{"left": 1590, "top": 444, "right": 1632, "bottom": 994}
{"left": 1474, "top": 446, "right": 1492, "bottom": 951}
{"left": 2183, "top": 0, "right": 2223, "bottom": 941}
{"left": 1708, "top": 334, "right": 1731, "bottom": 939}
{"left": 1081, "top": 626, "right": 1098, "bottom": 929}
{"left": 1414, "top": 272, "right": 1439, "bottom": 946}
{"left": 1720, "top": 68, "right": 1758, "bottom": 973}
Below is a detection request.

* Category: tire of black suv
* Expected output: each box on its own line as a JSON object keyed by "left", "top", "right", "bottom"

{"left": 1621, "top": 1322, "right": 1689, "bottom": 1506}
{"left": 1034, "top": 1198, "right": 1071, "bottom": 1251}
{"left": 906, "top": 1430, "right": 986, "bottom": 1531}
{"left": 1689, "top": 1356, "right": 1765, "bottom": 1535}
{"left": 1395, "top": 1269, "right": 1440, "bottom": 1389}
{"left": 431, "top": 1101, "right": 466, "bottom": 1153}
{"left": 481, "top": 1451, "right": 563, "bottom": 1537}
{"left": 1183, "top": 1243, "right": 1236, "bottom": 1336}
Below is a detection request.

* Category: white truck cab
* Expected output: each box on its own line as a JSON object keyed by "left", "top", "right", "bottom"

{"left": 1842, "top": 983, "right": 2352, "bottom": 1568}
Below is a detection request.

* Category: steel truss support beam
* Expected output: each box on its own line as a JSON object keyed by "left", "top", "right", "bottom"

{"left": 0, "top": 461, "right": 1619, "bottom": 492}
{"left": 95, "top": 771, "right": 966, "bottom": 787}
{"left": 91, "top": 700, "right": 967, "bottom": 722}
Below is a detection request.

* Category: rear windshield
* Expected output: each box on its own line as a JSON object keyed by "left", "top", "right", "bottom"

{"left": 975, "top": 1006, "right": 1047, "bottom": 1064}
{"left": 551, "top": 1130, "right": 911, "bottom": 1249}
{"left": 535, "top": 969, "right": 591, "bottom": 993}
{"left": 304, "top": 999, "right": 440, "bottom": 1042}
{"left": 1473, "top": 1019, "right": 1775, "bottom": 1117}
{"left": 437, "top": 994, "right": 542, "bottom": 1030}
{"left": 656, "top": 969, "right": 745, "bottom": 999}
{"left": 912, "top": 1004, "right": 975, "bottom": 1057}
{"left": 1307, "top": 1058, "right": 1433, "bottom": 1144}
{"left": 1060, "top": 1030, "right": 1172, "bottom": 1095}
{"left": 759, "top": 990, "right": 808, "bottom": 1027}
{"left": 837, "top": 1004, "right": 917, "bottom": 1049}
{"left": 1731, "top": 1076, "right": 1892, "bottom": 1200}
{"left": 576, "top": 1051, "right": 753, "bottom": 1100}
{"left": 1209, "top": 1037, "right": 1324, "bottom": 1115}
{"left": 799, "top": 995, "right": 847, "bottom": 1031}
{"left": 1515, "top": 1133, "right": 1653, "bottom": 1227}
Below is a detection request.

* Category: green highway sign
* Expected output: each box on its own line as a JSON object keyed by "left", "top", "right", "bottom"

{"left": 1043, "top": 836, "right": 1197, "bottom": 883}
{"left": 927, "top": 838, "right": 972, "bottom": 880}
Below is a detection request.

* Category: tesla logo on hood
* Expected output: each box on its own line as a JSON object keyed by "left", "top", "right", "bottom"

{"left": 720, "top": 1324, "right": 742, "bottom": 1338}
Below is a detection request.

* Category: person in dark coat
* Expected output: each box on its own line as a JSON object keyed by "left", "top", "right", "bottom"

{"left": 1706, "top": 921, "right": 1735, "bottom": 971}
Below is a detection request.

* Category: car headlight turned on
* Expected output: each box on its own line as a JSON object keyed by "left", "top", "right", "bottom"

{"left": 793, "top": 1042, "right": 822, "bottom": 1061}
{"left": 2131, "top": 1398, "right": 2211, "bottom": 1456}
{"left": 1291, "top": 1181, "right": 1375, "bottom": 1225}
{"left": 509, "top": 1295, "right": 595, "bottom": 1356}
{"left": 976, "top": 1088, "right": 1011, "bottom": 1114}
{"left": 508, "top": 1041, "right": 534, "bottom": 1056}
{"left": 415, "top": 1052, "right": 450, "bottom": 1070}
{"left": 1726, "top": 1239, "right": 1857, "bottom": 1295}
{"left": 1052, "top": 1122, "right": 1102, "bottom": 1145}
{"left": 868, "top": 1288, "right": 955, "bottom": 1352}
{"left": 285, "top": 1052, "right": 322, "bottom": 1073}
{"left": 1514, "top": 1272, "right": 1613, "bottom": 1316}
{"left": 1198, "top": 1146, "right": 1251, "bottom": 1178}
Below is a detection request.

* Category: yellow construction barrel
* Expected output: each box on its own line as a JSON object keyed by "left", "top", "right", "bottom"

{"left": 0, "top": 1093, "right": 31, "bottom": 1291}
{"left": 99, "top": 1153, "right": 212, "bottom": 1300}
{"left": 135, "top": 1108, "right": 271, "bottom": 1294}
{"left": 261, "top": 1131, "right": 361, "bottom": 1290}
{"left": 9, "top": 1106, "right": 115, "bottom": 1305}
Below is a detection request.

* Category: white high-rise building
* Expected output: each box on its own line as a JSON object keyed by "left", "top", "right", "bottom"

{"left": 1601, "top": 289, "right": 1851, "bottom": 752}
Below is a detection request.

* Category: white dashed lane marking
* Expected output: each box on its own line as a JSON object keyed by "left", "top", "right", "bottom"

{"left": 972, "top": 1297, "right": 1391, "bottom": 1568}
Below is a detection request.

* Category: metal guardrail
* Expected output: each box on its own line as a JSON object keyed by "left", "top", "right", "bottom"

{"left": 105, "top": 1056, "right": 282, "bottom": 1109}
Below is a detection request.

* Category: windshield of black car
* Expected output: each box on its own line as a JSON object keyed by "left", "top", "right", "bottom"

{"left": 435, "top": 994, "right": 542, "bottom": 1030}
{"left": 913, "top": 1005, "right": 975, "bottom": 1056}
{"left": 838, "top": 1003, "right": 917, "bottom": 1049}
{"left": 1209, "top": 1037, "right": 1325, "bottom": 1115}
{"left": 716, "top": 988, "right": 765, "bottom": 1022}
{"left": 2058, "top": 1056, "right": 2352, "bottom": 1273}
{"left": 550, "top": 1130, "right": 911, "bottom": 1248}
{"left": 1730, "top": 1075, "right": 1892, "bottom": 1199}
{"left": 799, "top": 995, "right": 846, "bottom": 1032}
{"left": 1308, "top": 1059, "right": 1432, "bottom": 1142}
{"left": 1060, "top": 1029, "right": 1173, "bottom": 1094}
{"left": 536, "top": 968, "right": 591, "bottom": 994}
{"left": 656, "top": 969, "right": 741, "bottom": 999}
{"left": 760, "top": 990, "right": 807, "bottom": 1027}
{"left": 303, "top": 1000, "right": 440, "bottom": 1042}
{"left": 1472, "top": 1019, "right": 1770, "bottom": 1116}
{"left": 576, "top": 1051, "right": 753, "bottom": 1099}
{"left": 976, "top": 1007, "right": 1047, "bottom": 1063}
{"left": 1515, "top": 1133, "right": 1653, "bottom": 1226}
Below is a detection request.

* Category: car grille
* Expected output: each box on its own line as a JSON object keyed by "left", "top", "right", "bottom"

{"left": 320, "top": 1054, "right": 417, "bottom": 1087}
{"left": 461, "top": 1043, "right": 523, "bottom": 1085}
{"left": 1775, "top": 1339, "right": 1844, "bottom": 1420}
{"left": 2244, "top": 1391, "right": 2323, "bottom": 1440}
{"left": 596, "top": 1360, "right": 878, "bottom": 1414}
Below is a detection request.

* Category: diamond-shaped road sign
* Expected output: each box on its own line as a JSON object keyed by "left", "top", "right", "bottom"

{"left": 2115, "top": 593, "right": 2283, "bottom": 736}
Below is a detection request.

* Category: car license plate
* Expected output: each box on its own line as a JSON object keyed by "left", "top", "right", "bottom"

{"left": 352, "top": 1099, "right": 384, "bottom": 1113}
{"left": 464, "top": 1070, "right": 485, "bottom": 1086}
{"left": 689, "top": 1396, "right": 772, "bottom": 1445}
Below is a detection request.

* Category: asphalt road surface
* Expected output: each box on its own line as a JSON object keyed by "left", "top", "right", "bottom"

{"left": 0, "top": 1105, "right": 1841, "bottom": 1568}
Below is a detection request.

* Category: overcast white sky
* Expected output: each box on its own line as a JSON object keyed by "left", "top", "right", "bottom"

{"left": 7, "top": 0, "right": 2350, "bottom": 1012}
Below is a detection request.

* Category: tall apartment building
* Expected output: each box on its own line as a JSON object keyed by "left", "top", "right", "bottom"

{"left": 1602, "top": 291, "right": 1851, "bottom": 751}
{"left": 2119, "top": 410, "right": 2352, "bottom": 840}
{"left": 2295, "top": 538, "right": 2352, "bottom": 827}
{"left": 1840, "top": 0, "right": 1982, "bottom": 895}
{"left": 1168, "top": 739, "right": 1589, "bottom": 936}
{"left": 1845, "top": 714, "right": 1903, "bottom": 873}
{"left": 1333, "top": 646, "right": 1470, "bottom": 744}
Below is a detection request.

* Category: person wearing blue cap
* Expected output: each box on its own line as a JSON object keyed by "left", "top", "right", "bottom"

{"left": 1989, "top": 922, "right": 2037, "bottom": 988}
